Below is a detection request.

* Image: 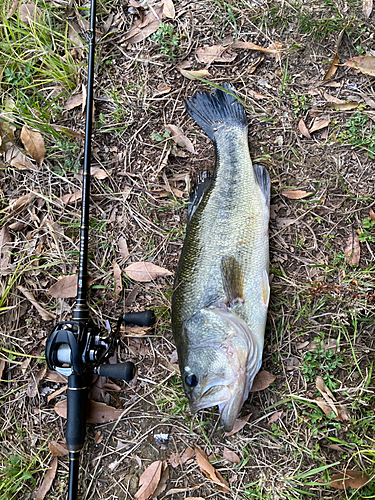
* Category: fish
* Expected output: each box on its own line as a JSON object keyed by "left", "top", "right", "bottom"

{"left": 171, "top": 83, "right": 270, "bottom": 432}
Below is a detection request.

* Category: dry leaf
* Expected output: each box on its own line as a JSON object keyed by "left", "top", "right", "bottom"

{"left": 298, "top": 118, "right": 312, "bottom": 139}
{"left": 154, "top": 82, "right": 172, "bottom": 96}
{"left": 344, "top": 231, "right": 360, "bottom": 266}
{"left": 19, "top": 2, "right": 41, "bottom": 25}
{"left": 134, "top": 460, "right": 164, "bottom": 500}
{"left": 162, "top": 0, "right": 175, "bottom": 19}
{"left": 223, "top": 447, "right": 240, "bottom": 464}
{"left": 329, "top": 470, "right": 370, "bottom": 490}
{"left": 224, "top": 413, "right": 252, "bottom": 436}
{"left": 327, "top": 102, "right": 358, "bottom": 111}
{"left": 91, "top": 167, "right": 108, "bottom": 179}
{"left": 268, "top": 411, "right": 283, "bottom": 424}
{"left": 281, "top": 189, "right": 313, "bottom": 200}
{"left": 54, "top": 399, "right": 124, "bottom": 423}
{"left": 249, "top": 370, "right": 276, "bottom": 392}
{"left": 316, "top": 396, "right": 336, "bottom": 417}
{"left": 232, "top": 40, "right": 283, "bottom": 60}
{"left": 168, "top": 447, "right": 194, "bottom": 468}
{"left": 247, "top": 55, "right": 264, "bottom": 74}
{"left": 5, "top": 145, "right": 35, "bottom": 170}
{"left": 48, "top": 441, "right": 69, "bottom": 457}
{"left": 60, "top": 190, "right": 82, "bottom": 205}
{"left": 124, "top": 7, "right": 163, "bottom": 44}
{"left": 118, "top": 236, "right": 130, "bottom": 261}
{"left": 179, "top": 68, "right": 210, "bottom": 80}
{"left": 309, "top": 117, "right": 330, "bottom": 133}
{"left": 113, "top": 260, "right": 122, "bottom": 302}
{"left": 166, "top": 124, "right": 195, "bottom": 153}
{"left": 27, "top": 367, "right": 47, "bottom": 398}
{"left": 0, "top": 97, "right": 16, "bottom": 150}
{"left": 344, "top": 55, "right": 375, "bottom": 76}
{"left": 248, "top": 89, "right": 269, "bottom": 100}
{"left": 195, "top": 45, "right": 237, "bottom": 64}
{"left": 124, "top": 261, "right": 172, "bottom": 282}
{"left": 48, "top": 275, "right": 77, "bottom": 298}
{"left": 323, "top": 53, "right": 339, "bottom": 82}
{"left": 0, "top": 225, "right": 12, "bottom": 270}
{"left": 18, "top": 286, "right": 55, "bottom": 321}
{"left": 45, "top": 370, "right": 67, "bottom": 383}
{"left": 64, "top": 93, "right": 84, "bottom": 111}
{"left": 369, "top": 207, "right": 375, "bottom": 221}
{"left": 52, "top": 125, "right": 84, "bottom": 141}
{"left": 47, "top": 385, "right": 67, "bottom": 402}
{"left": 152, "top": 462, "right": 169, "bottom": 497}
{"left": 363, "top": 0, "right": 373, "bottom": 17}
{"left": 194, "top": 446, "right": 229, "bottom": 492}
{"left": 323, "top": 92, "right": 345, "bottom": 104}
{"left": 6, "top": 0, "right": 20, "bottom": 18}
{"left": 0, "top": 359, "right": 5, "bottom": 380}
{"left": 33, "top": 456, "right": 58, "bottom": 500}
{"left": 20, "top": 125, "right": 46, "bottom": 164}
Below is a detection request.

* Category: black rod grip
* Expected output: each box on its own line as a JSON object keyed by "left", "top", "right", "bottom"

{"left": 123, "top": 310, "right": 153, "bottom": 327}
{"left": 66, "top": 374, "right": 88, "bottom": 453}
{"left": 97, "top": 362, "right": 136, "bottom": 381}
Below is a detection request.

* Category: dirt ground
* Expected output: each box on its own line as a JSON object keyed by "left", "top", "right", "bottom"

{"left": 1, "top": 0, "right": 375, "bottom": 498}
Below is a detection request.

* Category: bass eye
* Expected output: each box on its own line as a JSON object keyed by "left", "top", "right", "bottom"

{"left": 185, "top": 374, "right": 198, "bottom": 387}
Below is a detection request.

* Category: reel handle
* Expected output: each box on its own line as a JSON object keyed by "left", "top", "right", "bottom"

{"left": 96, "top": 361, "right": 135, "bottom": 381}
{"left": 123, "top": 310, "right": 153, "bottom": 327}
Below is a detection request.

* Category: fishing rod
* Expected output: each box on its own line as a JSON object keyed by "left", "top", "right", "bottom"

{"left": 45, "top": 1, "right": 153, "bottom": 498}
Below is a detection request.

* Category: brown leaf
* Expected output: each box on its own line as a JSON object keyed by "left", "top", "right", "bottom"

{"left": 54, "top": 399, "right": 124, "bottom": 423}
{"left": 47, "top": 385, "right": 67, "bottom": 403}
{"left": 0, "top": 225, "right": 12, "bottom": 270}
{"left": 45, "top": 370, "right": 67, "bottom": 383}
{"left": 152, "top": 462, "right": 169, "bottom": 498}
{"left": 6, "top": 0, "right": 20, "bottom": 18}
{"left": 224, "top": 413, "right": 252, "bottom": 436}
{"left": 113, "top": 260, "right": 122, "bottom": 302}
{"left": 223, "top": 447, "right": 240, "bottom": 464}
{"left": 0, "top": 359, "right": 5, "bottom": 380}
{"left": 178, "top": 68, "right": 210, "bottom": 80}
{"left": 166, "top": 124, "right": 195, "bottom": 153}
{"left": 363, "top": 0, "right": 373, "bottom": 17}
{"left": 344, "top": 231, "right": 360, "bottom": 266}
{"left": 323, "top": 53, "right": 339, "bottom": 82}
{"left": 27, "top": 366, "right": 47, "bottom": 398}
{"left": 134, "top": 460, "right": 164, "bottom": 500}
{"left": 268, "top": 411, "right": 283, "bottom": 424}
{"left": 48, "top": 441, "right": 69, "bottom": 457}
{"left": 248, "top": 89, "right": 269, "bottom": 100}
{"left": 169, "top": 447, "right": 194, "bottom": 468}
{"left": 323, "top": 92, "right": 345, "bottom": 104}
{"left": 33, "top": 456, "right": 58, "bottom": 500}
{"left": 315, "top": 376, "right": 342, "bottom": 418}
{"left": 91, "top": 166, "right": 108, "bottom": 179}
{"left": 162, "top": 0, "right": 175, "bottom": 19}
{"left": 18, "top": 286, "right": 55, "bottom": 321}
{"left": 195, "top": 45, "right": 237, "bottom": 64}
{"left": 232, "top": 40, "right": 283, "bottom": 60}
{"left": 154, "top": 82, "right": 172, "bottom": 96}
{"left": 63, "top": 93, "right": 84, "bottom": 111}
{"left": 281, "top": 189, "right": 313, "bottom": 200}
{"left": 5, "top": 145, "right": 35, "bottom": 170}
{"left": 0, "top": 97, "right": 16, "bottom": 150}
{"left": 344, "top": 55, "right": 375, "bottom": 76}
{"left": 124, "top": 261, "right": 172, "bottom": 282}
{"left": 298, "top": 118, "right": 312, "bottom": 139}
{"left": 118, "top": 236, "right": 130, "bottom": 261}
{"left": 309, "top": 117, "right": 330, "bottom": 133}
{"left": 20, "top": 125, "right": 46, "bottom": 164}
{"left": 60, "top": 190, "right": 82, "bottom": 205}
{"left": 48, "top": 275, "right": 77, "bottom": 298}
{"left": 329, "top": 470, "right": 370, "bottom": 490}
{"left": 249, "top": 370, "right": 276, "bottom": 392}
{"left": 19, "top": 3, "right": 42, "bottom": 25}
{"left": 124, "top": 7, "right": 163, "bottom": 44}
{"left": 194, "top": 446, "right": 229, "bottom": 492}
{"left": 327, "top": 102, "right": 358, "bottom": 111}
{"left": 369, "top": 207, "right": 375, "bottom": 221}
{"left": 247, "top": 55, "right": 264, "bottom": 74}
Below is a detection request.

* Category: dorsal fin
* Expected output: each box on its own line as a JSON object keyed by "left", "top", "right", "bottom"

{"left": 187, "top": 170, "right": 212, "bottom": 223}
{"left": 253, "top": 163, "right": 271, "bottom": 208}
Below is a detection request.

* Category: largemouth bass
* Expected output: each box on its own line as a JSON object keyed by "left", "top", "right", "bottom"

{"left": 171, "top": 84, "right": 270, "bottom": 432}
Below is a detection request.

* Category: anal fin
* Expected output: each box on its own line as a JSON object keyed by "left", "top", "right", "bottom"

{"left": 253, "top": 164, "right": 271, "bottom": 208}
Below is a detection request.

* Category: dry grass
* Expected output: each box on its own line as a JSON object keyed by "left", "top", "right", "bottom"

{"left": 1, "top": 0, "right": 375, "bottom": 498}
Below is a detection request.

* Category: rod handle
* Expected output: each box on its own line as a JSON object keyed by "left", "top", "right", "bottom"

{"left": 66, "top": 374, "right": 88, "bottom": 453}
{"left": 97, "top": 362, "right": 135, "bottom": 381}
{"left": 123, "top": 310, "right": 154, "bottom": 327}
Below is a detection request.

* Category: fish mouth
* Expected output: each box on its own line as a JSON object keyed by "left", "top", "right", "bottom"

{"left": 190, "top": 384, "right": 231, "bottom": 413}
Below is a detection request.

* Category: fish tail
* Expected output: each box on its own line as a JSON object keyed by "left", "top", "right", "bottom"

{"left": 184, "top": 83, "right": 247, "bottom": 142}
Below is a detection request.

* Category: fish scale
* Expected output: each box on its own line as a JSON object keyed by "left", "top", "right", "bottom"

{"left": 172, "top": 84, "right": 270, "bottom": 431}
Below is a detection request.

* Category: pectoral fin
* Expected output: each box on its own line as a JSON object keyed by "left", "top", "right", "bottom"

{"left": 188, "top": 171, "right": 212, "bottom": 223}
{"left": 221, "top": 256, "right": 245, "bottom": 306}
{"left": 262, "top": 269, "right": 270, "bottom": 307}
